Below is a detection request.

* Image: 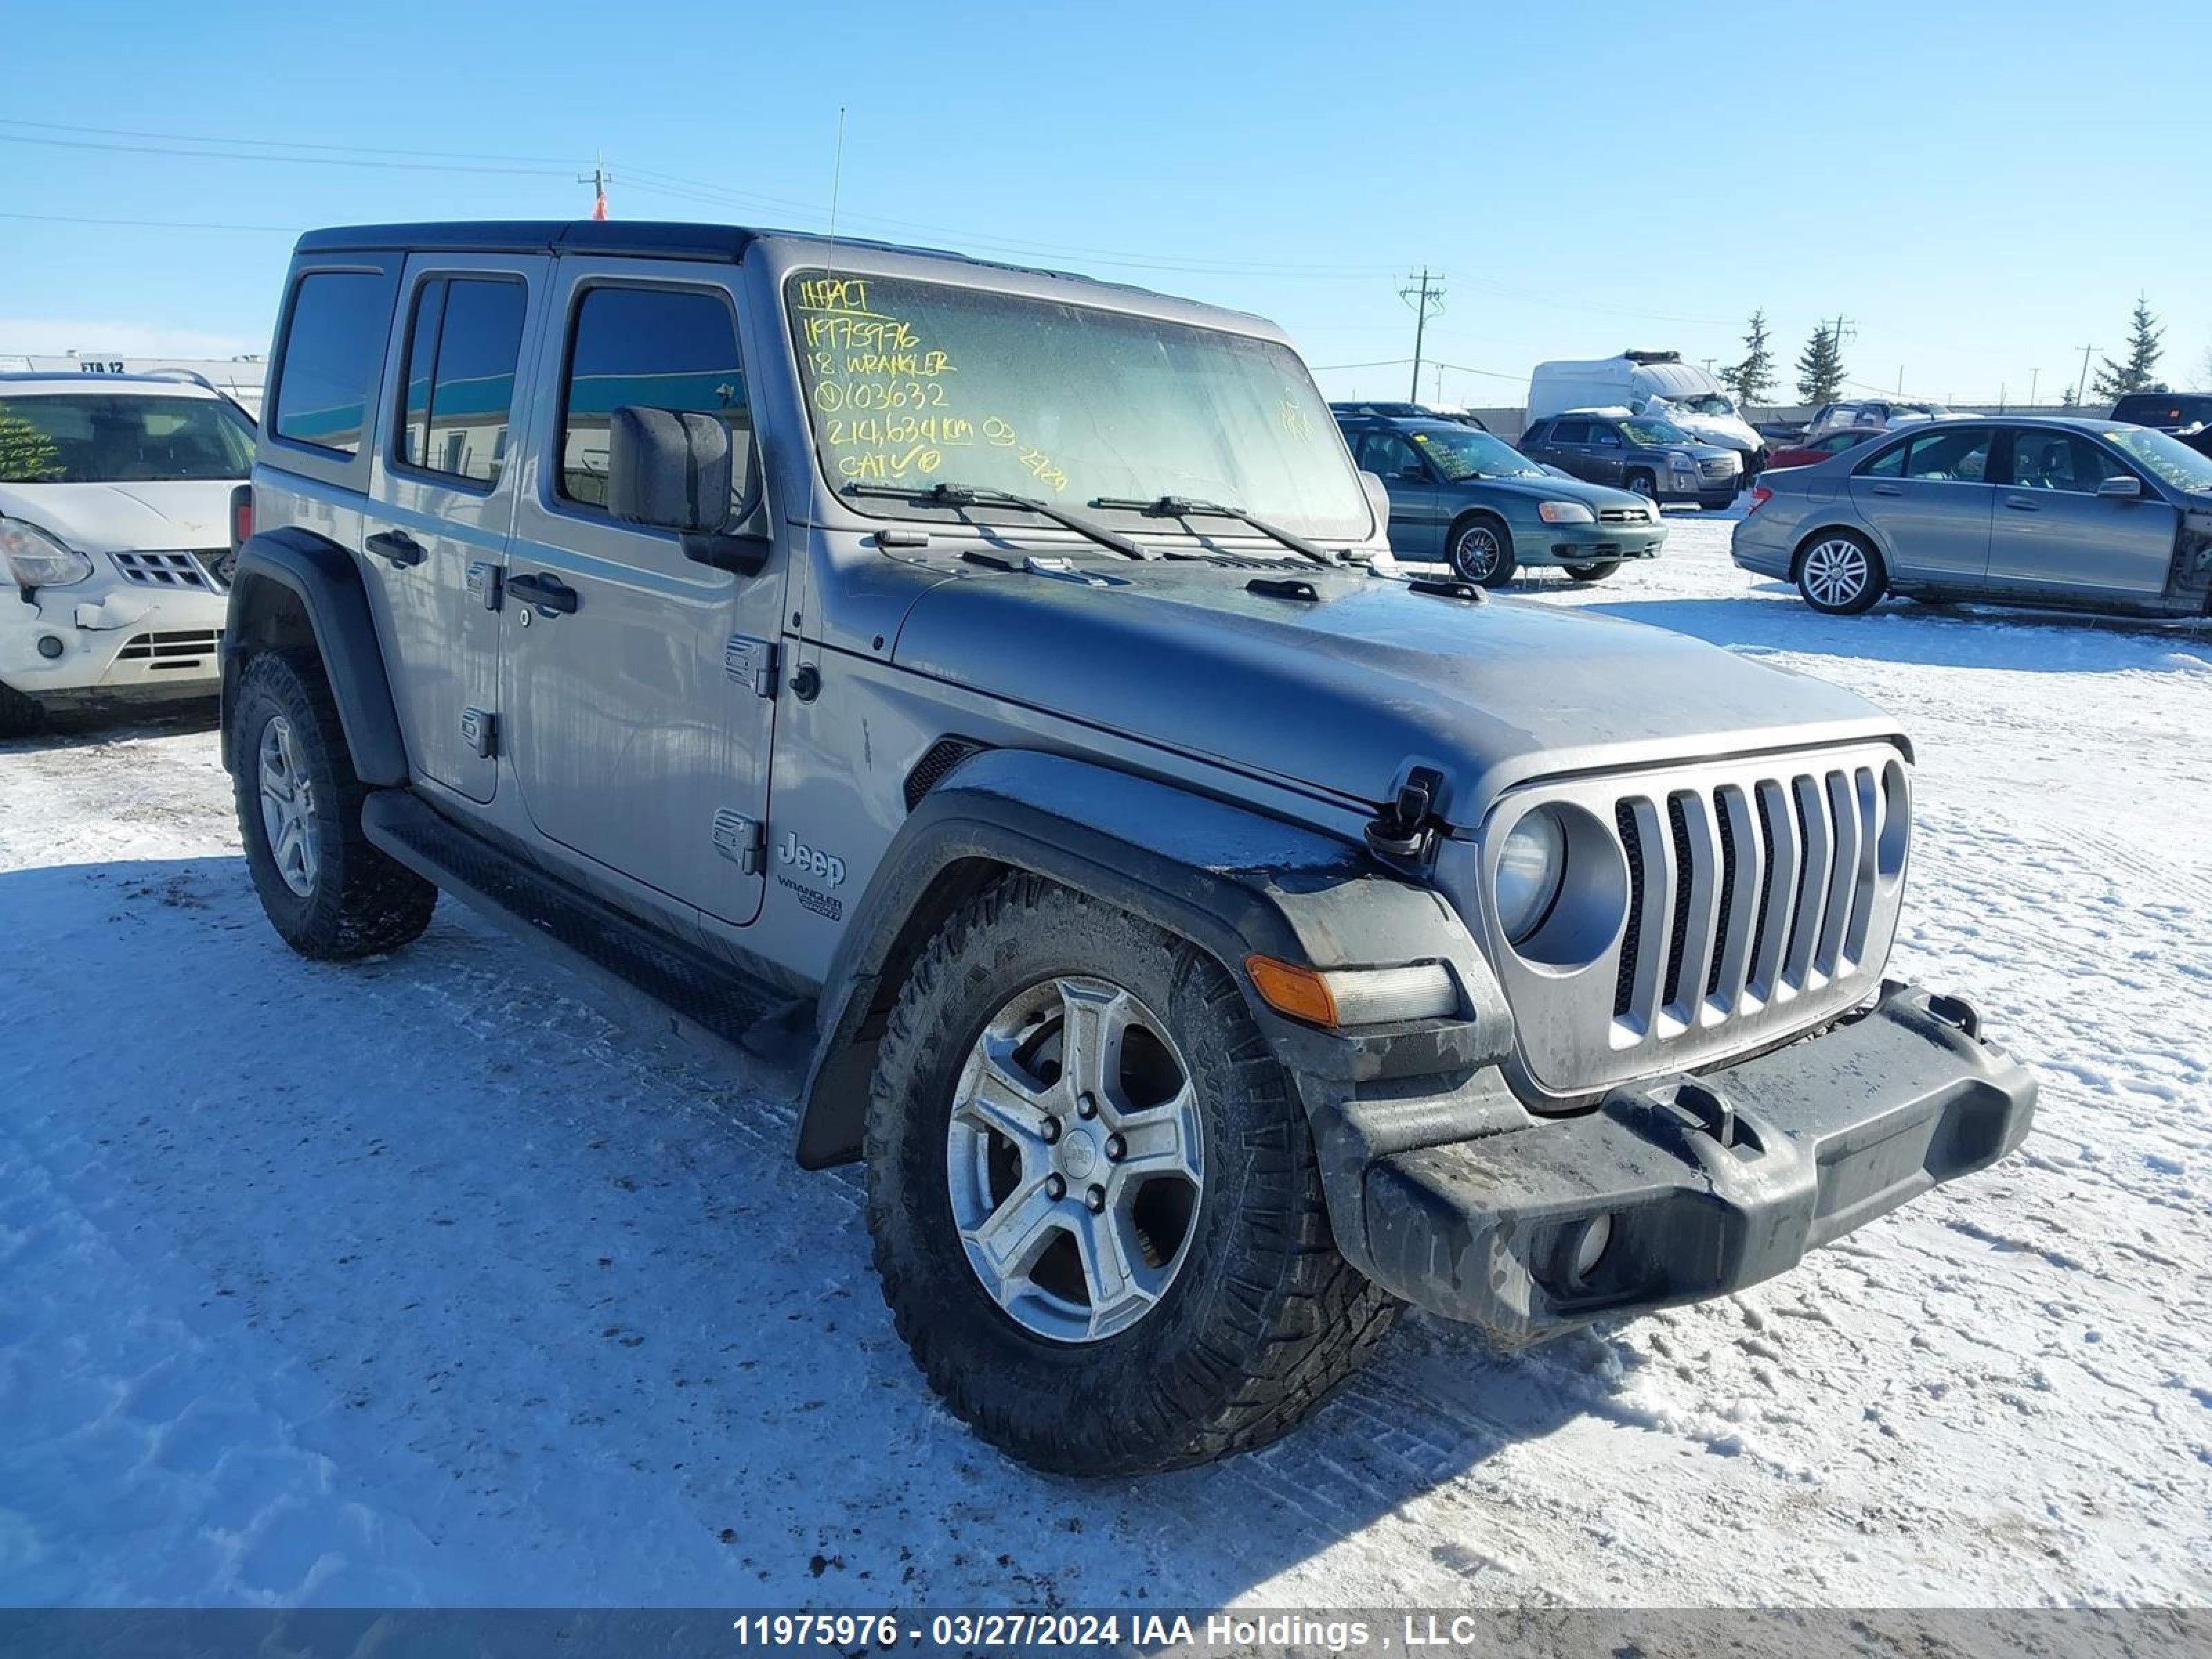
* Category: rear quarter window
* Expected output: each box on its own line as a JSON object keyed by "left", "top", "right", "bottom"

{"left": 272, "top": 270, "right": 395, "bottom": 456}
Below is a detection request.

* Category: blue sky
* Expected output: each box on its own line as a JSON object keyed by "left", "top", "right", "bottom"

{"left": 5, "top": 1, "right": 2207, "bottom": 408}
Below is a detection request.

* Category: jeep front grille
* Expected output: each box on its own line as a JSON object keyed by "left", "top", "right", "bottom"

{"left": 110, "top": 550, "right": 232, "bottom": 592}
{"left": 1459, "top": 742, "right": 1910, "bottom": 1105}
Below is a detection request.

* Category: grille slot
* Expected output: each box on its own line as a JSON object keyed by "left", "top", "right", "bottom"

{"left": 111, "top": 550, "right": 230, "bottom": 592}
{"left": 1613, "top": 801, "right": 1643, "bottom": 1018}
{"left": 115, "top": 628, "right": 222, "bottom": 663}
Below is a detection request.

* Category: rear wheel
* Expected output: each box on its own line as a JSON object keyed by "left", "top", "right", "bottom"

{"left": 1564, "top": 561, "right": 1620, "bottom": 583}
{"left": 0, "top": 681, "right": 45, "bottom": 738}
{"left": 1623, "top": 470, "right": 1658, "bottom": 501}
{"left": 230, "top": 650, "right": 437, "bottom": 959}
{"left": 865, "top": 874, "right": 1398, "bottom": 1474}
{"left": 1795, "top": 531, "right": 1886, "bottom": 615}
{"left": 1448, "top": 514, "right": 1518, "bottom": 588}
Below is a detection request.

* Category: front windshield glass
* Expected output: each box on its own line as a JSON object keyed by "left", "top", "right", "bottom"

{"left": 2104, "top": 425, "right": 2212, "bottom": 493}
{"left": 1408, "top": 427, "right": 1543, "bottom": 481}
{"left": 1662, "top": 392, "right": 1733, "bottom": 417}
{"left": 0, "top": 393, "right": 257, "bottom": 484}
{"left": 786, "top": 270, "right": 1370, "bottom": 540}
{"left": 1620, "top": 417, "right": 1690, "bottom": 447}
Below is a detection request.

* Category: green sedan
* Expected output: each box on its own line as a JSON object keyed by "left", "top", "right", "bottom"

{"left": 1339, "top": 415, "right": 1667, "bottom": 585}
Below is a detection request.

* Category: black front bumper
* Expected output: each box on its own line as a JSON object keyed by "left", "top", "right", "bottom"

{"left": 1335, "top": 983, "right": 2036, "bottom": 1342}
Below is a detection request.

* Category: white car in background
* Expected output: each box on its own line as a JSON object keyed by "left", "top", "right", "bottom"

{"left": 1806, "top": 398, "right": 1955, "bottom": 438}
{"left": 0, "top": 373, "right": 255, "bottom": 733}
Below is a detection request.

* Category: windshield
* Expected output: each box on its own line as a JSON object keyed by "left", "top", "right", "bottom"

{"left": 2103, "top": 425, "right": 2212, "bottom": 494}
{"left": 1620, "top": 418, "right": 1690, "bottom": 447}
{"left": 1407, "top": 427, "right": 1544, "bottom": 481}
{"left": 0, "top": 393, "right": 257, "bottom": 484}
{"left": 2114, "top": 394, "right": 2212, "bottom": 429}
{"left": 786, "top": 271, "right": 1369, "bottom": 541}
{"left": 1660, "top": 392, "right": 1734, "bottom": 417}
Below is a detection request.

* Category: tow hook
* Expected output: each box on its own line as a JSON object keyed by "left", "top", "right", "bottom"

{"left": 1365, "top": 765, "right": 1445, "bottom": 859}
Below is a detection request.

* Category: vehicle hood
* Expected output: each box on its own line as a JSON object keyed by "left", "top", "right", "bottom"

{"left": 892, "top": 565, "right": 1901, "bottom": 819}
{"left": 1671, "top": 411, "right": 1762, "bottom": 453}
{"left": 0, "top": 480, "right": 235, "bottom": 552}
{"left": 1447, "top": 473, "right": 1651, "bottom": 512}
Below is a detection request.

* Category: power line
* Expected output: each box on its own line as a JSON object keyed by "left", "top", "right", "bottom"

{"left": 0, "top": 209, "right": 299, "bottom": 234}
{"left": 0, "top": 131, "right": 574, "bottom": 178}
{"left": 0, "top": 117, "right": 583, "bottom": 168}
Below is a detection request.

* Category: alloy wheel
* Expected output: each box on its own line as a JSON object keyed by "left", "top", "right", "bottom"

{"left": 1452, "top": 525, "right": 1503, "bottom": 583}
{"left": 257, "top": 714, "right": 321, "bottom": 898}
{"left": 1801, "top": 537, "right": 1871, "bottom": 608}
{"left": 944, "top": 975, "right": 1205, "bottom": 1343}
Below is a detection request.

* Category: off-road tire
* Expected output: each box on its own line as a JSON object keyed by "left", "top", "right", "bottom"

{"left": 1564, "top": 561, "right": 1620, "bottom": 583}
{"left": 1447, "top": 513, "right": 1519, "bottom": 588}
{"left": 231, "top": 650, "right": 436, "bottom": 959}
{"left": 865, "top": 874, "right": 1399, "bottom": 1475}
{"left": 0, "top": 681, "right": 46, "bottom": 738}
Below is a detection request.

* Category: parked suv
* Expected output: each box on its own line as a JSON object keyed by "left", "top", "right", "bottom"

{"left": 2109, "top": 392, "right": 2212, "bottom": 460}
{"left": 1338, "top": 413, "right": 1665, "bottom": 584}
{"left": 1519, "top": 409, "right": 1741, "bottom": 507}
{"left": 226, "top": 221, "right": 2034, "bottom": 1475}
{"left": 1, "top": 373, "right": 254, "bottom": 733}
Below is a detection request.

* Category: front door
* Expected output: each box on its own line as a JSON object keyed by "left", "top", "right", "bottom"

{"left": 1986, "top": 429, "right": 2180, "bottom": 600}
{"left": 1349, "top": 429, "right": 1441, "bottom": 558}
{"left": 362, "top": 256, "right": 544, "bottom": 803}
{"left": 1850, "top": 424, "right": 1998, "bottom": 585}
{"left": 502, "top": 263, "right": 783, "bottom": 926}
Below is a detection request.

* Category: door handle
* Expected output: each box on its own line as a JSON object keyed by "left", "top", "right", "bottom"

{"left": 2003, "top": 496, "right": 2041, "bottom": 512}
{"left": 366, "top": 529, "right": 427, "bottom": 568}
{"left": 1869, "top": 483, "right": 1902, "bottom": 496}
{"left": 507, "top": 572, "right": 580, "bottom": 615}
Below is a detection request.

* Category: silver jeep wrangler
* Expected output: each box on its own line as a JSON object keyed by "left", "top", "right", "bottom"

{"left": 223, "top": 221, "right": 2034, "bottom": 1475}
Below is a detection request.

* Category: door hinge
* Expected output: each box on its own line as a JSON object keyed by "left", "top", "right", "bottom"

{"left": 460, "top": 707, "right": 498, "bottom": 760}
{"left": 466, "top": 561, "right": 503, "bottom": 611}
{"left": 711, "top": 809, "right": 765, "bottom": 874}
{"left": 724, "top": 635, "right": 780, "bottom": 698}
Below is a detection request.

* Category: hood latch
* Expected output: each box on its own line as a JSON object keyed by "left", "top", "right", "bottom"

{"left": 1365, "top": 765, "right": 1445, "bottom": 861}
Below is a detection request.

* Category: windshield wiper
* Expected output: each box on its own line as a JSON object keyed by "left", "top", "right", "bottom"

{"left": 1089, "top": 495, "right": 1335, "bottom": 566}
{"left": 844, "top": 480, "right": 1153, "bottom": 561}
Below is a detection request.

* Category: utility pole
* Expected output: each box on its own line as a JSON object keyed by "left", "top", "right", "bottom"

{"left": 1400, "top": 270, "right": 1444, "bottom": 403}
{"left": 578, "top": 158, "right": 611, "bottom": 220}
{"left": 2074, "top": 343, "right": 2096, "bottom": 406}
{"left": 2030, "top": 367, "right": 2041, "bottom": 406}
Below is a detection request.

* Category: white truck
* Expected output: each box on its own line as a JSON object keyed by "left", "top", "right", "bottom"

{"left": 1527, "top": 352, "right": 1765, "bottom": 478}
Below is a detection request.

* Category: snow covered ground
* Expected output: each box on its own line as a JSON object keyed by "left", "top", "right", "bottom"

{"left": 2, "top": 515, "right": 2208, "bottom": 1609}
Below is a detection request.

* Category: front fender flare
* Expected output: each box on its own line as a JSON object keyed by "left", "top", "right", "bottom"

{"left": 221, "top": 527, "right": 406, "bottom": 785}
{"left": 794, "top": 749, "right": 1505, "bottom": 1175}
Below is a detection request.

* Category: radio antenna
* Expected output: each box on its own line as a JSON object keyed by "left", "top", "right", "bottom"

{"left": 825, "top": 106, "right": 848, "bottom": 252}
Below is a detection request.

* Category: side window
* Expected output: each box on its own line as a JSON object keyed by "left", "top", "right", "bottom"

{"left": 1901, "top": 427, "right": 1994, "bottom": 482}
{"left": 2009, "top": 432, "right": 2128, "bottom": 494}
{"left": 1520, "top": 420, "right": 1550, "bottom": 446}
{"left": 1591, "top": 423, "right": 1624, "bottom": 448}
{"left": 1550, "top": 418, "right": 1590, "bottom": 444}
{"left": 272, "top": 272, "right": 391, "bottom": 456}
{"left": 559, "top": 285, "right": 752, "bottom": 513}
{"left": 395, "top": 276, "right": 528, "bottom": 487}
{"left": 1857, "top": 440, "right": 1905, "bottom": 477}
{"left": 1356, "top": 431, "right": 1421, "bottom": 476}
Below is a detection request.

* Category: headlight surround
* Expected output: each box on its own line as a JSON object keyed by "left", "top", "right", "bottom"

{"left": 0, "top": 519, "right": 95, "bottom": 589}
{"left": 1536, "top": 500, "right": 1595, "bottom": 525}
{"left": 1494, "top": 807, "right": 1569, "bottom": 944}
{"left": 1667, "top": 451, "right": 1698, "bottom": 472}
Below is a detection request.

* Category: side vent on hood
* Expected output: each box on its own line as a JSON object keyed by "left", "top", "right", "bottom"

{"left": 903, "top": 738, "right": 988, "bottom": 812}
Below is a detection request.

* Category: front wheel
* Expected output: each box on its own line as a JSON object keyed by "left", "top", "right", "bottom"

{"left": 1448, "top": 515, "right": 1518, "bottom": 588}
{"left": 865, "top": 874, "right": 1398, "bottom": 1474}
{"left": 1564, "top": 561, "right": 1620, "bottom": 583}
{"left": 1623, "top": 470, "right": 1658, "bottom": 501}
{"left": 230, "top": 650, "right": 438, "bottom": 959}
{"left": 1795, "top": 532, "right": 1887, "bottom": 615}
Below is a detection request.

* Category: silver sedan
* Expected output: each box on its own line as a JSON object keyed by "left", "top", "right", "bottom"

{"left": 1732, "top": 415, "right": 2212, "bottom": 617}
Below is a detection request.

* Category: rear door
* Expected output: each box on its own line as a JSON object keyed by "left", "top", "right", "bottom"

{"left": 501, "top": 262, "right": 781, "bottom": 926}
{"left": 1986, "top": 429, "right": 2179, "bottom": 599}
{"left": 1850, "top": 425, "right": 1998, "bottom": 584}
{"left": 1584, "top": 420, "right": 1631, "bottom": 486}
{"left": 1540, "top": 417, "right": 1595, "bottom": 482}
{"left": 362, "top": 256, "right": 544, "bottom": 803}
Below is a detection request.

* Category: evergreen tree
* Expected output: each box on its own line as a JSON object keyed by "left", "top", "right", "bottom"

{"left": 1795, "top": 323, "right": 1846, "bottom": 404}
{"left": 2090, "top": 297, "right": 2164, "bottom": 401}
{"left": 2058, "top": 385, "right": 2081, "bottom": 409}
{"left": 1722, "top": 309, "right": 1776, "bottom": 409}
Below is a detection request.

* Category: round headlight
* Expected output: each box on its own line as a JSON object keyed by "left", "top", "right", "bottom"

{"left": 1495, "top": 808, "right": 1568, "bottom": 944}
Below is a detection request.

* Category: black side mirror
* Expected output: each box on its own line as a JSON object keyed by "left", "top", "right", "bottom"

{"left": 608, "top": 405, "right": 769, "bottom": 574}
